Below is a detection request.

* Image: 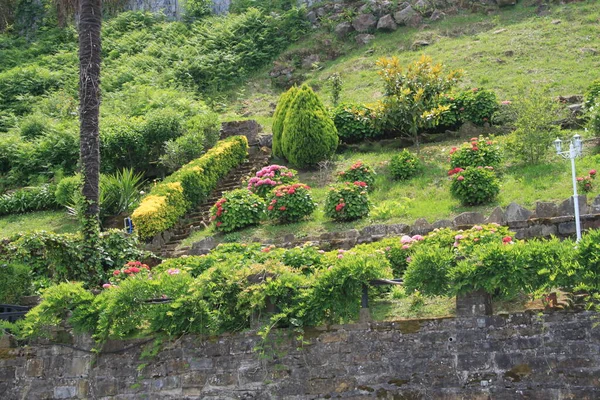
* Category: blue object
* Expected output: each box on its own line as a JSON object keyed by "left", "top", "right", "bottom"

{"left": 124, "top": 217, "right": 134, "bottom": 234}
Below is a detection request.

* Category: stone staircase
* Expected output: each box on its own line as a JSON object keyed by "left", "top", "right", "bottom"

{"left": 158, "top": 147, "right": 271, "bottom": 258}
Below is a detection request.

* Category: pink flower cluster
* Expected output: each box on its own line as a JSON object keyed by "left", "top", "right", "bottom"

{"left": 248, "top": 165, "right": 296, "bottom": 191}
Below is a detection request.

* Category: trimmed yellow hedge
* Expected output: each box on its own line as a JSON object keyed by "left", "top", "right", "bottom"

{"left": 132, "top": 136, "right": 249, "bottom": 239}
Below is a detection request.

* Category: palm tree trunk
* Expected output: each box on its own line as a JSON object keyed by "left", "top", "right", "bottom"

{"left": 78, "top": 0, "right": 101, "bottom": 244}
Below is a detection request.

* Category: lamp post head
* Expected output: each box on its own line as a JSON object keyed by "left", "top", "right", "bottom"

{"left": 573, "top": 134, "right": 582, "bottom": 156}
{"left": 554, "top": 138, "right": 562, "bottom": 154}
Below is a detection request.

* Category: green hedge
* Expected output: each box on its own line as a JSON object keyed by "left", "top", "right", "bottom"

{"left": 132, "top": 135, "right": 249, "bottom": 239}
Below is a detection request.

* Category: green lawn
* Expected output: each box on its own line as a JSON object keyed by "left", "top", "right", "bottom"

{"left": 223, "top": 1, "right": 600, "bottom": 128}
{"left": 182, "top": 133, "right": 600, "bottom": 247}
{"left": 0, "top": 210, "right": 79, "bottom": 237}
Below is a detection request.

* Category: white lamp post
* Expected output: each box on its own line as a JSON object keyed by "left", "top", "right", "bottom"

{"left": 554, "top": 134, "right": 584, "bottom": 242}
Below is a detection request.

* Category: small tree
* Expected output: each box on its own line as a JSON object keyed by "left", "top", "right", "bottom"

{"left": 271, "top": 86, "right": 298, "bottom": 159}
{"left": 376, "top": 55, "right": 462, "bottom": 153}
{"left": 507, "top": 88, "right": 562, "bottom": 165}
{"left": 328, "top": 73, "right": 343, "bottom": 107}
{"left": 281, "top": 84, "right": 338, "bottom": 169}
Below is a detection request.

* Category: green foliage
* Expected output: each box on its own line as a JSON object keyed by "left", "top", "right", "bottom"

{"left": 403, "top": 245, "right": 455, "bottom": 297}
{"left": 336, "top": 160, "right": 375, "bottom": 190}
{"left": 328, "top": 72, "right": 343, "bottom": 107}
{"left": 0, "top": 184, "right": 58, "bottom": 216}
{"left": 450, "top": 166, "right": 500, "bottom": 206}
{"left": 281, "top": 244, "right": 323, "bottom": 273}
{"left": 160, "top": 132, "right": 205, "bottom": 173}
{"left": 588, "top": 101, "right": 600, "bottom": 136}
{"left": 100, "top": 168, "right": 145, "bottom": 216}
{"left": 491, "top": 100, "right": 518, "bottom": 128}
{"left": 0, "top": 230, "right": 149, "bottom": 284}
{"left": 455, "top": 88, "right": 498, "bottom": 126}
{"left": 449, "top": 136, "right": 502, "bottom": 170}
{"left": 133, "top": 136, "right": 248, "bottom": 238}
{"left": 18, "top": 113, "right": 53, "bottom": 140}
{"left": 506, "top": 88, "right": 562, "bottom": 165}
{"left": 575, "top": 228, "right": 600, "bottom": 290}
{"left": 389, "top": 149, "right": 421, "bottom": 180}
{"left": 584, "top": 79, "right": 600, "bottom": 111}
{"left": 211, "top": 189, "right": 265, "bottom": 233}
{"left": 332, "top": 103, "right": 381, "bottom": 144}
{"left": 0, "top": 64, "right": 61, "bottom": 116}
{"left": 576, "top": 169, "right": 596, "bottom": 194}
{"left": 281, "top": 84, "right": 338, "bottom": 169}
{"left": 0, "top": 262, "right": 32, "bottom": 303}
{"left": 324, "top": 181, "right": 370, "bottom": 222}
{"left": 266, "top": 183, "right": 316, "bottom": 223}
{"left": 272, "top": 86, "right": 298, "bottom": 158}
{"left": 247, "top": 165, "right": 298, "bottom": 198}
{"left": 183, "top": 0, "right": 212, "bottom": 23}
{"left": 376, "top": 55, "right": 462, "bottom": 151}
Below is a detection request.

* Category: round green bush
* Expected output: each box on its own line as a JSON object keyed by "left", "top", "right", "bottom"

{"left": 266, "top": 183, "right": 316, "bottom": 223}
{"left": 332, "top": 103, "right": 381, "bottom": 144}
{"left": 324, "top": 181, "right": 370, "bottom": 222}
{"left": 403, "top": 245, "right": 455, "bottom": 297}
{"left": 211, "top": 189, "right": 265, "bottom": 233}
{"left": 576, "top": 228, "right": 600, "bottom": 289}
{"left": 0, "top": 262, "right": 32, "bottom": 303}
{"left": 456, "top": 88, "right": 498, "bottom": 125}
{"left": 450, "top": 166, "right": 500, "bottom": 206}
{"left": 449, "top": 136, "right": 502, "bottom": 170}
{"left": 55, "top": 174, "right": 83, "bottom": 206}
{"left": 337, "top": 160, "right": 375, "bottom": 191}
{"left": 390, "top": 149, "right": 420, "bottom": 180}
{"left": 272, "top": 86, "right": 298, "bottom": 158}
{"left": 281, "top": 84, "right": 338, "bottom": 169}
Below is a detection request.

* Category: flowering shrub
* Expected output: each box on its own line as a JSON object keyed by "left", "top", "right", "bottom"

{"left": 390, "top": 149, "right": 421, "bottom": 180}
{"left": 577, "top": 169, "right": 596, "bottom": 193}
{"left": 211, "top": 189, "right": 265, "bottom": 232}
{"left": 247, "top": 165, "right": 298, "bottom": 198}
{"left": 266, "top": 183, "right": 316, "bottom": 223}
{"left": 108, "top": 261, "right": 151, "bottom": 286}
{"left": 449, "top": 136, "right": 502, "bottom": 170}
{"left": 332, "top": 103, "right": 382, "bottom": 144}
{"left": 337, "top": 161, "right": 376, "bottom": 191}
{"left": 324, "top": 181, "right": 370, "bottom": 222}
{"left": 450, "top": 166, "right": 500, "bottom": 206}
{"left": 455, "top": 88, "right": 498, "bottom": 126}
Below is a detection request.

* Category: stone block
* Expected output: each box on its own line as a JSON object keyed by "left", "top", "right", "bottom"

{"left": 355, "top": 33, "right": 375, "bottom": 46}
{"left": 387, "top": 223, "right": 410, "bottom": 235}
{"left": 334, "top": 22, "right": 354, "bottom": 39}
{"left": 558, "top": 221, "right": 576, "bottom": 235}
{"left": 360, "top": 224, "right": 388, "bottom": 237}
{"left": 456, "top": 290, "right": 492, "bottom": 317}
{"left": 376, "top": 14, "right": 397, "bottom": 31}
{"left": 504, "top": 202, "right": 532, "bottom": 222}
{"left": 352, "top": 14, "right": 377, "bottom": 32}
{"left": 485, "top": 206, "right": 505, "bottom": 224}
{"left": 432, "top": 219, "right": 453, "bottom": 229}
{"left": 220, "top": 120, "right": 262, "bottom": 146}
{"left": 535, "top": 201, "right": 558, "bottom": 218}
{"left": 592, "top": 194, "right": 600, "bottom": 213}
{"left": 54, "top": 386, "right": 77, "bottom": 399}
{"left": 558, "top": 195, "right": 589, "bottom": 216}
{"left": 453, "top": 212, "right": 485, "bottom": 227}
{"left": 411, "top": 218, "right": 433, "bottom": 235}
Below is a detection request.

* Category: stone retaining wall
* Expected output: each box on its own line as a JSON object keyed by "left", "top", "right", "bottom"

{"left": 190, "top": 195, "right": 600, "bottom": 255}
{"left": 1, "top": 311, "right": 599, "bottom": 399}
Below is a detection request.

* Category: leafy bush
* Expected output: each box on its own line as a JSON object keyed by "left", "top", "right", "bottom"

{"left": 55, "top": 174, "right": 82, "bottom": 206}
{"left": 0, "top": 64, "right": 62, "bottom": 115}
{"left": 160, "top": 131, "right": 206, "bottom": 173}
{"left": 133, "top": 136, "right": 248, "bottom": 238}
{"left": 577, "top": 169, "right": 596, "bottom": 194}
{"left": 281, "top": 84, "right": 338, "bottom": 169}
{"left": 19, "top": 113, "right": 54, "bottom": 140}
{"left": 211, "top": 189, "right": 265, "bottom": 233}
{"left": 281, "top": 244, "right": 323, "bottom": 273}
{"left": 0, "top": 185, "right": 58, "bottom": 216}
{"left": 266, "top": 183, "right": 316, "bottom": 223}
{"left": 247, "top": 165, "right": 298, "bottom": 198}
{"left": 449, "top": 136, "right": 502, "bottom": 170}
{"left": 437, "top": 94, "right": 461, "bottom": 129}
{"left": 337, "top": 161, "right": 375, "bottom": 190}
{"left": 390, "top": 149, "right": 421, "bottom": 180}
{"left": 403, "top": 245, "right": 455, "bottom": 297}
{"left": 450, "top": 166, "right": 500, "bottom": 206}
{"left": 0, "top": 262, "right": 32, "bottom": 303}
{"left": 272, "top": 86, "right": 298, "bottom": 158}
{"left": 332, "top": 103, "right": 381, "bottom": 144}
{"left": 0, "top": 230, "right": 149, "bottom": 284}
{"left": 576, "top": 228, "right": 600, "bottom": 290}
{"left": 100, "top": 168, "right": 145, "bottom": 216}
{"left": 506, "top": 88, "right": 562, "bottom": 165}
{"left": 492, "top": 100, "right": 518, "bottom": 128}
{"left": 584, "top": 79, "right": 600, "bottom": 111}
{"left": 588, "top": 102, "right": 600, "bottom": 136}
{"left": 324, "top": 182, "right": 370, "bottom": 222}
{"left": 455, "top": 88, "right": 498, "bottom": 126}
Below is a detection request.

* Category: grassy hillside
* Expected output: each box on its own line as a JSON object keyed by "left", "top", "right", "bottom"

{"left": 224, "top": 1, "right": 600, "bottom": 126}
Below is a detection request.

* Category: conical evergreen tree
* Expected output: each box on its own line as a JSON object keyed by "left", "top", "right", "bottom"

{"left": 281, "top": 84, "right": 338, "bottom": 169}
{"left": 271, "top": 86, "right": 298, "bottom": 158}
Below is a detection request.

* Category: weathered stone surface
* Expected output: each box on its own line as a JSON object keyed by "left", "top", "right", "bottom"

{"left": 496, "top": 0, "right": 516, "bottom": 6}
{"left": 433, "top": 219, "right": 453, "bottom": 229}
{"left": 593, "top": 195, "right": 600, "bottom": 213}
{"left": 355, "top": 33, "right": 376, "bottom": 46}
{"left": 558, "top": 195, "right": 589, "bottom": 216}
{"left": 306, "top": 10, "right": 317, "bottom": 24}
{"left": 411, "top": 218, "right": 433, "bottom": 235}
{"left": 376, "top": 14, "right": 397, "bottom": 31}
{"left": 430, "top": 9, "right": 445, "bottom": 21}
{"left": 258, "top": 134, "right": 272, "bottom": 148}
{"left": 352, "top": 13, "right": 377, "bottom": 32}
{"left": 387, "top": 223, "right": 410, "bottom": 235}
{"left": 453, "top": 212, "right": 485, "bottom": 227}
{"left": 334, "top": 21, "right": 354, "bottom": 39}
{"left": 394, "top": 5, "right": 421, "bottom": 27}
{"left": 360, "top": 224, "right": 388, "bottom": 237}
{"left": 504, "top": 202, "right": 532, "bottom": 222}
{"left": 535, "top": 201, "right": 558, "bottom": 218}
{"left": 301, "top": 54, "right": 320, "bottom": 69}
{"left": 485, "top": 206, "right": 505, "bottom": 225}
{"left": 190, "top": 236, "right": 217, "bottom": 255}
{"left": 220, "top": 120, "right": 262, "bottom": 146}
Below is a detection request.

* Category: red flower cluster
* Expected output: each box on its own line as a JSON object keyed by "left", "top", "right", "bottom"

{"left": 448, "top": 167, "right": 465, "bottom": 176}
{"left": 335, "top": 202, "right": 345, "bottom": 212}
{"left": 214, "top": 198, "right": 226, "bottom": 217}
{"left": 354, "top": 181, "right": 367, "bottom": 187}
{"left": 502, "top": 236, "right": 512, "bottom": 244}
{"left": 113, "top": 261, "right": 150, "bottom": 277}
{"left": 449, "top": 147, "right": 458, "bottom": 155}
